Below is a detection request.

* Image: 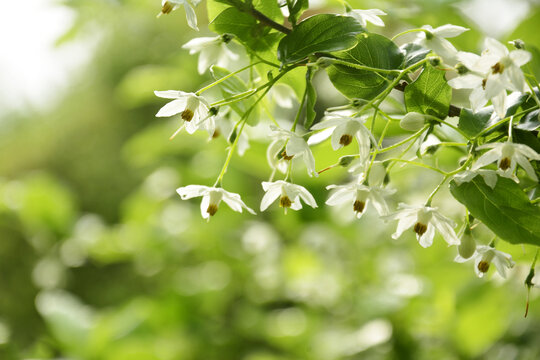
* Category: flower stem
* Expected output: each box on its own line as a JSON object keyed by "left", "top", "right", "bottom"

{"left": 196, "top": 61, "right": 263, "bottom": 95}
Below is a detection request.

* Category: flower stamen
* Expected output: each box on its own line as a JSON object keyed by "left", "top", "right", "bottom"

{"left": 353, "top": 200, "right": 365, "bottom": 214}
{"left": 339, "top": 134, "right": 353, "bottom": 146}
{"left": 491, "top": 62, "right": 504, "bottom": 74}
{"left": 161, "top": 1, "right": 174, "bottom": 15}
{"left": 181, "top": 108, "right": 194, "bottom": 122}
{"left": 279, "top": 195, "right": 292, "bottom": 208}
{"left": 477, "top": 260, "right": 490, "bottom": 273}
{"left": 414, "top": 222, "right": 428, "bottom": 236}
{"left": 280, "top": 150, "right": 294, "bottom": 161}
{"left": 499, "top": 157, "right": 511, "bottom": 170}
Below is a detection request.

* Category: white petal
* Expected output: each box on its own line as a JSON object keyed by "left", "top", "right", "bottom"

{"left": 472, "top": 148, "right": 500, "bottom": 170}
{"left": 286, "top": 136, "right": 308, "bottom": 156}
{"left": 222, "top": 191, "right": 256, "bottom": 214}
{"left": 469, "top": 86, "right": 488, "bottom": 112}
{"left": 505, "top": 65, "right": 527, "bottom": 92}
{"left": 479, "top": 170, "right": 498, "bottom": 189}
{"left": 391, "top": 213, "right": 417, "bottom": 239}
{"left": 491, "top": 90, "right": 507, "bottom": 119}
{"left": 418, "top": 224, "right": 435, "bottom": 248}
{"left": 296, "top": 186, "right": 317, "bottom": 208}
{"left": 510, "top": 49, "right": 532, "bottom": 66}
{"left": 260, "top": 183, "right": 281, "bottom": 211}
{"left": 433, "top": 24, "right": 469, "bottom": 38}
{"left": 154, "top": 90, "right": 189, "bottom": 99}
{"left": 182, "top": 37, "right": 219, "bottom": 52}
{"left": 156, "top": 99, "right": 187, "bottom": 117}
{"left": 369, "top": 190, "right": 390, "bottom": 216}
{"left": 448, "top": 74, "right": 483, "bottom": 89}
{"left": 183, "top": 3, "right": 199, "bottom": 31}
{"left": 326, "top": 187, "right": 355, "bottom": 206}
{"left": 432, "top": 212, "right": 459, "bottom": 245}
{"left": 484, "top": 37, "right": 508, "bottom": 58}
{"left": 176, "top": 185, "right": 209, "bottom": 199}
{"left": 200, "top": 194, "right": 210, "bottom": 219}
{"left": 514, "top": 154, "right": 538, "bottom": 181}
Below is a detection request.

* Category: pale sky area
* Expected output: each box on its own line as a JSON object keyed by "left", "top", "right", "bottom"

{"left": 0, "top": 0, "right": 91, "bottom": 116}
{"left": 0, "top": 0, "right": 532, "bottom": 117}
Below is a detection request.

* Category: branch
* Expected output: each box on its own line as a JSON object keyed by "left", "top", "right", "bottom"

{"left": 248, "top": 7, "right": 292, "bottom": 34}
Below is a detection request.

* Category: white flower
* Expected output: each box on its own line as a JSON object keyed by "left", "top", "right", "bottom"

{"left": 416, "top": 24, "right": 469, "bottom": 64}
{"left": 326, "top": 177, "right": 395, "bottom": 218}
{"left": 267, "top": 126, "right": 317, "bottom": 177}
{"left": 182, "top": 35, "right": 239, "bottom": 74}
{"left": 311, "top": 113, "right": 373, "bottom": 159}
{"left": 347, "top": 9, "right": 386, "bottom": 27}
{"left": 260, "top": 181, "right": 317, "bottom": 213}
{"left": 455, "top": 245, "right": 515, "bottom": 278}
{"left": 154, "top": 91, "right": 215, "bottom": 138}
{"left": 453, "top": 169, "right": 499, "bottom": 189}
{"left": 158, "top": 0, "right": 200, "bottom": 31}
{"left": 383, "top": 203, "right": 460, "bottom": 248}
{"left": 472, "top": 141, "right": 540, "bottom": 181}
{"left": 176, "top": 185, "right": 255, "bottom": 220}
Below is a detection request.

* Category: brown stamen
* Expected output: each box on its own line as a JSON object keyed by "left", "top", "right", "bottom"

{"left": 499, "top": 157, "right": 511, "bottom": 170}
{"left": 206, "top": 204, "right": 218, "bottom": 216}
{"left": 280, "top": 150, "right": 294, "bottom": 161}
{"left": 477, "top": 261, "right": 490, "bottom": 273}
{"left": 211, "top": 129, "right": 220, "bottom": 139}
{"left": 279, "top": 196, "right": 292, "bottom": 208}
{"left": 491, "top": 62, "right": 504, "bottom": 74}
{"left": 414, "top": 222, "right": 428, "bottom": 236}
{"left": 353, "top": 200, "right": 365, "bottom": 213}
{"left": 339, "top": 134, "right": 353, "bottom": 146}
{"left": 181, "top": 109, "right": 194, "bottom": 122}
{"left": 482, "top": 78, "right": 487, "bottom": 90}
{"left": 161, "top": 1, "right": 174, "bottom": 15}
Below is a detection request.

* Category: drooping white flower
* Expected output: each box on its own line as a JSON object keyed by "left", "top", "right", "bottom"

{"left": 157, "top": 0, "right": 201, "bottom": 31}
{"left": 453, "top": 169, "right": 499, "bottom": 189}
{"left": 311, "top": 112, "right": 373, "bottom": 159}
{"left": 260, "top": 181, "right": 317, "bottom": 213}
{"left": 326, "top": 176, "right": 395, "bottom": 218}
{"left": 267, "top": 126, "right": 317, "bottom": 177}
{"left": 383, "top": 203, "right": 460, "bottom": 248}
{"left": 154, "top": 91, "right": 215, "bottom": 138}
{"left": 416, "top": 24, "right": 469, "bottom": 64}
{"left": 347, "top": 9, "right": 386, "bottom": 27}
{"left": 472, "top": 141, "right": 540, "bottom": 181}
{"left": 182, "top": 35, "right": 238, "bottom": 74}
{"left": 176, "top": 185, "right": 255, "bottom": 220}
{"left": 455, "top": 245, "right": 515, "bottom": 278}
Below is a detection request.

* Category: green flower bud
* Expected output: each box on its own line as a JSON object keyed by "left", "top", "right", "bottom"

{"left": 428, "top": 56, "right": 442, "bottom": 67}
{"left": 455, "top": 63, "right": 469, "bottom": 75}
{"left": 338, "top": 155, "right": 355, "bottom": 167}
{"left": 509, "top": 39, "right": 525, "bottom": 50}
{"left": 221, "top": 33, "right": 234, "bottom": 44}
{"left": 458, "top": 229, "right": 476, "bottom": 259}
{"left": 400, "top": 112, "right": 427, "bottom": 131}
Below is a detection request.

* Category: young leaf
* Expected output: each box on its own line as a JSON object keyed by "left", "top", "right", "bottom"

{"left": 210, "top": 7, "right": 281, "bottom": 53}
{"left": 277, "top": 14, "right": 365, "bottom": 65}
{"left": 449, "top": 176, "right": 540, "bottom": 246}
{"left": 305, "top": 67, "right": 317, "bottom": 129}
{"left": 404, "top": 64, "right": 452, "bottom": 119}
{"left": 326, "top": 33, "right": 403, "bottom": 100}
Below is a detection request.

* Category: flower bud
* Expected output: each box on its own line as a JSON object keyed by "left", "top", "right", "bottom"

{"left": 428, "top": 56, "right": 441, "bottom": 67}
{"left": 338, "top": 155, "right": 355, "bottom": 167}
{"left": 221, "top": 33, "right": 234, "bottom": 44}
{"left": 458, "top": 229, "right": 476, "bottom": 259}
{"left": 400, "top": 112, "right": 426, "bottom": 131}
{"left": 509, "top": 39, "right": 525, "bottom": 50}
{"left": 368, "top": 161, "right": 386, "bottom": 187}
{"left": 455, "top": 63, "right": 469, "bottom": 75}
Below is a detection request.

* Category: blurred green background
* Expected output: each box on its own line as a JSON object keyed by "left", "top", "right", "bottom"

{"left": 1, "top": 0, "right": 540, "bottom": 359}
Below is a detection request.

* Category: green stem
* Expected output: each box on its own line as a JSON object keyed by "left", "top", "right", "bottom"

{"left": 391, "top": 28, "right": 428, "bottom": 41}
{"left": 196, "top": 61, "right": 262, "bottom": 95}
{"left": 375, "top": 125, "right": 429, "bottom": 155}
{"left": 425, "top": 175, "right": 450, "bottom": 206}
{"left": 424, "top": 114, "right": 471, "bottom": 140}
{"left": 291, "top": 84, "right": 308, "bottom": 132}
{"left": 317, "top": 57, "right": 402, "bottom": 75}
{"left": 382, "top": 158, "right": 447, "bottom": 175}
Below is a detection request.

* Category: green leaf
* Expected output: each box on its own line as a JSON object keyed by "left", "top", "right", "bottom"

{"left": 400, "top": 43, "right": 430, "bottom": 68}
{"left": 305, "top": 67, "right": 317, "bottom": 129}
{"left": 458, "top": 108, "right": 495, "bottom": 137}
{"left": 253, "top": 0, "right": 282, "bottom": 21}
{"left": 326, "top": 33, "right": 404, "bottom": 100}
{"left": 404, "top": 64, "right": 452, "bottom": 118}
{"left": 449, "top": 176, "right": 540, "bottom": 246}
{"left": 513, "top": 128, "right": 540, "bottom": 153}
{"left": 277, "top": 14, "right": 365, "bottom": 64}
{"left": 210, "top": 66, "right": 259, "bottom": 125}
{"left": 287, "top": 0, "right": 309, "bottom": 25}
{"left": 210, "top": 7, "right": 281, "bottom": 53}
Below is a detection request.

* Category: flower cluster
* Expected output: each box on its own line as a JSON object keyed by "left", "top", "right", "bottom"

{"left": 155, "top": 2, "right": 540, "bottom": 280}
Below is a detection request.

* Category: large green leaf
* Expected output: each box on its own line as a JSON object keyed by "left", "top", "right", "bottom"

{"left": 210, "top": 7, "right": 281, "bottom": 53}
{"left": 326, "top": 33, "right": 403, "bottom": 100}
{"left": 449, "top": 176, "right": 540, "bottom": 246}
{"left": 277, "top": 14, "right": 364, "bottom": 64}
{"left": 404, "top": 64, "right": 452, "bottom": 118}
{"left": 458, "top": 108, "right": 495, "bottom": 137}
